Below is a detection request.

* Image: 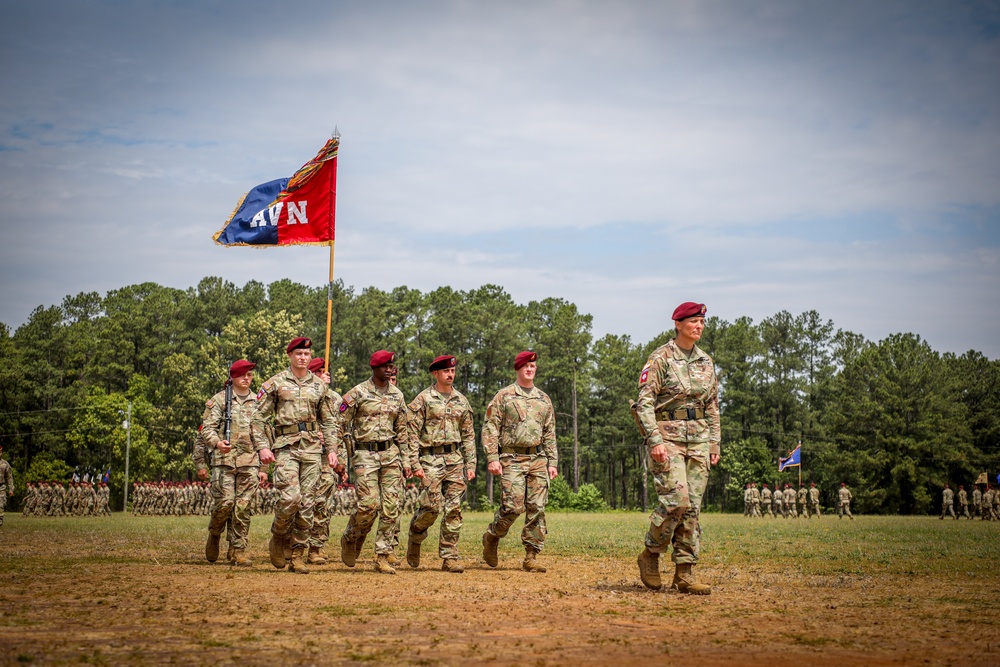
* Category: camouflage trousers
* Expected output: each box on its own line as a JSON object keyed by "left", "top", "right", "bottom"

{"left": 208, "top": 465, "right": 260, "bottom": 550}
{"left": 271, "top": 444, "right": 321, "bottom": 549}
{"left": 344, "top": 450, "right": 403, "bottom": 556}
{"left": 941, "top": 503, "right": 956, "bottom": 519}
{"left": 487, "top": 454, "right": 549, "bottom": 551}
{"left": 409, "top": 452, "right": 467, "bottom": 560}
{"left": 838, "top": 502, "right": 852, "bottom": 518}
{"left": 0, "top": 491, "right": 7, "bottom": 527}
{"left": 751, "top": 500, "right": 761, "bottom": 517}
{"left": 959, "top": 503, "right": 970, "bottom": 519}
{"left": 309, "top": 464, "right": 339, "bottom": 549}
{"left": 645, "top": 441, "right": 710, "bottom": 565}
{"left": 810, "top": 501, "right": 821, "bottom": 517}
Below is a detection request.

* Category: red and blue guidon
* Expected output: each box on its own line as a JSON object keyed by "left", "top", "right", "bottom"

{"left": 213, "top": 137, "right": 338, "bottom": 247}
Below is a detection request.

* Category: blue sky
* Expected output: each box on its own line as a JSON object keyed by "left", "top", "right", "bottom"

{"left": 1, "top": 0, "right": 998, "bottom": 357}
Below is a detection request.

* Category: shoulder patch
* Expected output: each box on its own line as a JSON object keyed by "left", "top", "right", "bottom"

{"left": 206, "top": 399, "right": 215, "bottom": 408}
{"left": 639, "top": 365, "right": 651, "bottom": 384}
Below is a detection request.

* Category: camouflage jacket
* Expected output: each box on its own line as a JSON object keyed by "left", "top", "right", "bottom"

{"left": 809, "top": 487, "right": 820, "bottom": 503}
{"left": 635, "top": 339, "right": 720, "bottom": 454}
{"left": 251, "top": 369, "right": 339, "bottom": 455}
{"left": 797, "top": 487, "right": 808, "bottom": 504}
{"left": 838, "top": 487, "right": 852, "bottom": 504}
{"left": 942, "top": 488, "right": 954, "bottom": 505}
{"left": 406, "top": 386, "right": 476, "bottom": 472}
{"left": 958, "top": 489, "right": 968, "bottom": 505}
{"left": 783, "top": 488, "right": 796, "bottom": 504}
{"left": 973, "top": 488, "right": 982, "bottom": 506}
{"left": 202, "top": 389, "right": 260, "bottom": 468}
{"left": 750, "top": 487, "right": 761, "bottom": 502}
{"left": 0, "top": 458, "right": 13, "bottom": 490}
{"left": 482, "top": 383, "right": 557, "bottom": 467}
{"left": 761, "top": 487, "right": 772, "bottom": 503}
{"left": 333, "top": 378, "right": 408, "bottom": 464}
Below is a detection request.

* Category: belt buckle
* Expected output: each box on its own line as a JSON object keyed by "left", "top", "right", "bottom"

{"left": 686, "top": 407, "right": 697, "bottom": 420}
{"left": 297, "top": 423, "right": 307, "bottom": 433}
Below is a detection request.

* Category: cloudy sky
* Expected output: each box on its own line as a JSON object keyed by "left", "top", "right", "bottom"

{"left": 2, "top": 0, "right": 998, "bottom": 357}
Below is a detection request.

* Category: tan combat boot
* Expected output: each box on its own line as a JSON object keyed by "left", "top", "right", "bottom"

{"left": 672, "top": 563, "right": 711, "bottom": 595}
{"left": 288, "top": 546, "right": 310, "bottom": 574}
{"left": 406, "top": 537, "right": 421, "bottom": 568}
{"left": 637, "top": 548, "right": 662, "bottom": 590}
{"left": 482, "top": 532, "right": 499, "bottom": 568}
{"left": 231, "top": 548, "right": 253, "bottom": 567}
{"left": 340, "top": 534, "right": 357, "bottom": 567}
{"left": 269, "top": 534, "right": 286, "bottom": 569}
{"left": 522, "top": 546, "right": 547, "bottom": 573}
{"left": 307, "top": 546, "right": 328, "bottom": 565}
{"left": 386, "top": 552, "right": 401, "bottom": 567}
{"left": 374, "top": 554, "right": 397, "bottom": 575}
{"left": 442, "top": 558, "right": 465, "bottom": 573}
{"left": 226, "top": 544, "right": 235, "bottom": 564}
{"left": 205, "top": 532, "right": 221, "bottom": 563}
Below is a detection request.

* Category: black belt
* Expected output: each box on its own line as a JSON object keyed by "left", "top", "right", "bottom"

{"left": 275, "top": 421, "right": 318, "bottom": 436}
{"left": 501, "top": 445, "right": 542, "bottom": 455}
{"left": 420, "top": 443, "right": 460, "bottom": 455}
{"left": 356, "top": 440, "right": 393, "bottom": 452}
{"left": 656, "top": 407, "right": 705, "bottom": 421}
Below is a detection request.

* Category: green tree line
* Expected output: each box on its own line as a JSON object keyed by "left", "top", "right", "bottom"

{"left": 1, "top": 278, "right": 997, "bottom": 514}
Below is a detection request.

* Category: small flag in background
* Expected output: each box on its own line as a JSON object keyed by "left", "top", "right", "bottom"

{"left": 779, "top": 443, "right": 802, "bottom": 471}
{"left": 213, "top": 137, "right": 338, "bottom": 247}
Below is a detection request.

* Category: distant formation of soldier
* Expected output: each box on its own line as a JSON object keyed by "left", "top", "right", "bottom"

{"left": 743, "top": 481, "right": 822, "bottom": 518}
{"left": 943, "top": 481, "right": 995, "bottom": 520}
{"left": 20, "top": 481, "right": 112, "bottom": 517}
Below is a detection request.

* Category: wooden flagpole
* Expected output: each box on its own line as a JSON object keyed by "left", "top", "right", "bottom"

{"left": 325, "top": 240, "right": 334, "bottom": 373}
{"left": 323, "top": 128, "right": 341, "bottom": 374}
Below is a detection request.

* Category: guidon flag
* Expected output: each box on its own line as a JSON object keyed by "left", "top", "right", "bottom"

{"left": 213, "top": 137, "right": 338, "bottom": 247}
{"left": 778, "top": 443, "right": 802, "bottom": 471}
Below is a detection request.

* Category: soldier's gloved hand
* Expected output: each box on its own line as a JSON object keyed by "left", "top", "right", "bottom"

{"left": 258, "top": 448, "right": 275, "bottom": 465}
{"left": 216, "top": 440, "right": 232, "bottom": 454}
{"left": 196, "top": 468, "right": 208, "bottom": 481}
{"left": 487, "top": 461, "right": 502, "bottom": 476}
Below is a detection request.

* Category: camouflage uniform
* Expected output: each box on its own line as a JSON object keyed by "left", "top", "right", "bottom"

{"left": 797, "top": 485, "right": 808, "bottom": 518}
{"left": 957, "top": 487, "right": 970, "bottom": 519}
{"left": 635, "top": 339, "right": 720, "bottom": 565}
{"left": 981, "top": 488, "right": 994, "bottom": 521}
{"left": 482, "top": 382, "right": 557, "bottom": 553}
{"left": 750, "top": 484, "right": 761, "bottom": 517}
{"left": 784, "top": 486, "right": 797, "bottom": 518}
{"left": 307, "top": 387, "right": 344, "bottom": 556}
{"left": 972, "top": 486, "right": 982, "bottom": 517}
{"left": 743, "top": 485, "right": 751, "bottom": 516}
{"left": 838, "top": 485, "right": 853, "bottom": 519}
{"left": 334, "top": 378, "right": 408, "bottom": 557}
{"left": 761, "top": 485, "right": 772, "bottom": 518}
{"left": 940, "top": 486, "right": 956, "bottom": 519}
{"left": 251, "top": 369, "right": 338, "bottom": 551}
{"left": 0, "top": 457, "right": 13, "bottom": 526}
{"left": 809, "top": 484, "right": 821, "bottom": 517}
{"left": 773, "top": 485, "right": 783, "bottom": 518}
{"left": 202, "top": 388, "right": 262, "bottom": 552}
{"left": 406, "top": 385, "right": 477, "bottom": 563}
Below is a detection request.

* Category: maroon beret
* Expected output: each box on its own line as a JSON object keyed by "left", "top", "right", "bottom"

{"left": 429, "top": 355, "right": 457, "bottom": 372}
{"left": 286, "top": 337, "right": 312, "bottom": 353}
{"left": 307, "top": 358, "right": 326, "bottom": 374}
{"left": 370, "top": 350, "right": 395, "bottom": 368}
{"left": 514, "top": 350, "right": 538, "bottom": 370}
{"left": 672, "top": 302, "right": 707, "bottom": 321}
{"left": 229, "top": 360, "right": 256, "bottom": 378}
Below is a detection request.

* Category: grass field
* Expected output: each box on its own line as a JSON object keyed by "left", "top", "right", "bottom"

{"left": 2, "top": 511, "right": 998, "bottom": 666}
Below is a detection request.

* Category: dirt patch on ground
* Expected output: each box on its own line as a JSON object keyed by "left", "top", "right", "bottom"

{"left": 1, "top": 515, "right": 997, "bottom": 666}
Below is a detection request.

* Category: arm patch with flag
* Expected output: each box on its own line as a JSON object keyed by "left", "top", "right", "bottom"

{"left": 213, "top": 137, "right": 338, "bottom": 247}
